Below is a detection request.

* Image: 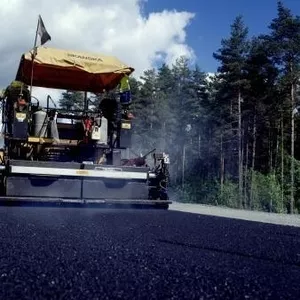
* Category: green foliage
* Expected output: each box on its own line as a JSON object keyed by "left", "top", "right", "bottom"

{"left": 176, "top": 170, "right": 285, "bottom": 213}
{"left": 250, "top": 171, "right": 284, "bottom": 213}
{"left": 175, "top": 178, "right": 219, "bottom": 205}
{"left": 216, "top": 181, "right": 240, "bottom": 209}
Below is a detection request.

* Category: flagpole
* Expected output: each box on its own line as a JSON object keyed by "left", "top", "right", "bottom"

{"left": 29, "top": 16, "right": 40, "bottom": 100}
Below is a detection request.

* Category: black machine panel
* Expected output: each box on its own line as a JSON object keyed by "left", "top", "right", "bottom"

{"left": 12, "top": 112, "right": 28, "bottom": 139}
{"left": 83, "top": 179, "right": 148, "bottom": 199}
{"left": 119, "top": 120, "right": 132, "bottom": 148}
{"left": 6, "top": 176, "right": 82, "bottom": 198}
{"left": 6, "top": 175, "right": 149, "bottom": 200}
{"left": 5, "top": 160, "right": 151, "bottom": 200}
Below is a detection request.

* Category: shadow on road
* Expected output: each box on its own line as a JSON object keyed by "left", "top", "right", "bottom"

{"left": 0, "top": 201, "right": 168, "bottom": 210}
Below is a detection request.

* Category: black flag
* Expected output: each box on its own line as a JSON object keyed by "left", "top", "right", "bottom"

{"left": 37, "top": 15, "right": 51, "bottom": 45}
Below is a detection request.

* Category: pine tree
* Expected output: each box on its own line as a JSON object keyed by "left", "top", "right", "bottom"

{"left": 155, "top": 64, "right": 176, "bottom": 153}
{"left": 267, "top": 1, "right": 300, "bottom": 213}
{"left": 170, "top": 56, "right": 194, "bottom": 188}
{"left": 244, "top": 36, "right": 280, "bottom": 207}
{"left": 213, "top": 15, "right": 250, "bottom": 208}
{"left": 131, "top": 69, "right": 158, "bottom": 154}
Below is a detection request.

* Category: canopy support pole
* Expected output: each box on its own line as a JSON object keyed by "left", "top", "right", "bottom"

{"left": 29, "top": 19, "right": 39, "bottom": 100}
{"left": 84, "top": 92, "right": 88, "bottom": 114}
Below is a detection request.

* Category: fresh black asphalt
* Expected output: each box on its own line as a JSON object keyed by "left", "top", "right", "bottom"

{"left": 0, "top": 204, "right": 300, "bottom": 299}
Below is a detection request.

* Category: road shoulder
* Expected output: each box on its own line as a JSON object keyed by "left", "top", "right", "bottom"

{"left": 170, "top": 202, "right": 300, "bottom": 227}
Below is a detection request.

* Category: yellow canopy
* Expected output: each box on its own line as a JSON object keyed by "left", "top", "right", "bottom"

{"left": 15, "top": 47, "right": 134, "bottom": 93}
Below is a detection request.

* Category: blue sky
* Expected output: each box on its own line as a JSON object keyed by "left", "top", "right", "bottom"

{"left": 144, "top": 0, "right": 300, "bottom": 72}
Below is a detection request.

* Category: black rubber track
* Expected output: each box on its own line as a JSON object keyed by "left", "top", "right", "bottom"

{"left": 0, "top": 205, "right": 300, "bottom": 299}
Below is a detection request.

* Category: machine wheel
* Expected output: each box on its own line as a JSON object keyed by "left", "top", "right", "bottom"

{"left": 0, "top": 175, "right": 6, "bottom": 196}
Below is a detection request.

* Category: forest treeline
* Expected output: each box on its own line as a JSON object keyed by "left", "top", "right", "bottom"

{"left": 59, "top": 1, "right": 300, "bottom": 214}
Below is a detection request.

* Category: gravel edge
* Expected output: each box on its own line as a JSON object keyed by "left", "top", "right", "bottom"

{"left": 169, "top": 202, "right": 300, "bottom": 227}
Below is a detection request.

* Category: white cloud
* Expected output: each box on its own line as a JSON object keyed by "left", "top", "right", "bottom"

{"left": 0, "top": 0, "right": 195, "bottom": 105}
{"left": 205, "top": 72, "right": 216, "bottom": 83}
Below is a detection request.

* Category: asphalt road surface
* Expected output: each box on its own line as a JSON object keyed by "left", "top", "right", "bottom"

{"left": 1, "top": 204, "right": 300, "bottom": 299}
